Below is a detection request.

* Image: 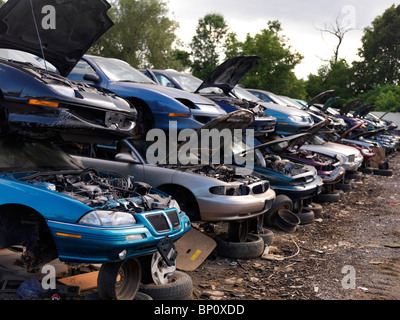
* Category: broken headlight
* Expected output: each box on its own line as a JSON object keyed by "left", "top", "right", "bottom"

{"left": 78, "top": 210, "right": 136, "bottom": 226}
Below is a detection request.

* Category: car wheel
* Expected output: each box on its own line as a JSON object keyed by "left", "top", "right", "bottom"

{"left": 139, "top": 271, "right": 193, "bottom": 300}
{"left": 305, "top": 202, "right": 323, "bottom": 218}
{"left": 275, "top": 209, "right": 300, "bottom": 232}
{"left": 264, "top": 194, "right": 293, "bottom": 227}
{"left": 227, "top": 220, "right": 249, "bottom": 242}
{"left": 373, "top": 169, "right": 393, "bottom": 176}
{"left": 314, "top": 192, "right": 340, "bottom": 203}
{"left": 214, "top": 233, "right": 265, "bottom": 259}
{"left": 294, "top": 209, "right": 314, "bottom": 225}
{"left": 97, "top": 258, "right": 141, "bottom": 300}
{"left": 139, "top": 252, "right": 176, "bottom": 285}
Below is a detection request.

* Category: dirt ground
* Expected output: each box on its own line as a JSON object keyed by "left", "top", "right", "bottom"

{"left": 1, "top": 153, "right": 399, "bottom": 301}
{"left": 187, "top": 152, "right": 400, "bottom": 300}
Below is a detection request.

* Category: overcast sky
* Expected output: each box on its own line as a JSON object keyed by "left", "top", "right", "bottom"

{"left": 167, "top": 0, "right": 400, "bottom": 79}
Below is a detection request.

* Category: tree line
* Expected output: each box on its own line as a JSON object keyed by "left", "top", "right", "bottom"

{"left": 1, "top": 0, "right": 399, "bottom": 112}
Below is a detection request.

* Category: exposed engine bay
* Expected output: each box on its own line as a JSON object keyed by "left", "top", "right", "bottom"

{"left": 262, "top": 154, "right": 313, "bottom": 176}
{"left": 20, "top": 167, "right": 173, "bottom": 212}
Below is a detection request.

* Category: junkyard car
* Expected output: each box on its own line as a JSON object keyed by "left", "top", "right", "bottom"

{"left": 142, "top": 56, "right": 277, "bottom": 136}
{"left": 0, "top": 134, "right": 190, "bottom": 270}
{"left": 246, "top": 88, "right": 315, "bottom": 135}
{"left": 0, "top": 0, "right": 137, "bottom": 144}
{"left": 66, "top": 110, "right": 276, "bottom": 240}
{"left": 67, "top": 55, "right": 226, "bottom": 135}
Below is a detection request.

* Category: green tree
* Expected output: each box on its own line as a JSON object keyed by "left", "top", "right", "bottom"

{"left": 352, "top": 4, "right": 400, "bottom": 94}
{"left": 351, "top": 84, "right": 400, "bottom": 112}
{"left": 88, "top": 0, "right": 179, "bottom": 69}
{"left": 190, "top": 13, "right": 228, "bottom": 79}
{"left": 305, "top": 59, "right": 354, "bottom": 102}
{"left": 225, "top": 21, "right": 305, "bottom": 98}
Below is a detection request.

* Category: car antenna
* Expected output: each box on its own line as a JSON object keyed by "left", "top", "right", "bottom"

{"left": 29, "top": 0, "right": 48, "bottom": 73}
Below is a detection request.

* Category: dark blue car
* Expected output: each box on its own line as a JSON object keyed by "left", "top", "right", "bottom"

{"left": 67, "top": 55, "right": 226, "bottom": 137}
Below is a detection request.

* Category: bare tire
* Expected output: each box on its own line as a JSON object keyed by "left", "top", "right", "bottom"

{"left": 97, "top": 258, "right": 141, "bottom": 300}
{"left": 373, "top": 169, "right": 393, "bottom": 176}
{"left": 314, "top": 192, "right": 340, "bottom": 203}
{"left": 264, "top": 194, "right": 293, "bottom": 227}
{"left": 139, "top": 271, "right": 193, "bottom": 300}
{"left": 253, "top": 228, "right": 274, "bottom": 246}
{"left": 214, "top": 233, "right": 264, "bottom": 259}
{"left": 294, "top": 209, "right": 314, "bottom": 225}
{"left": 227, "top": 220, "right": 249, "bottom": 242}
{"left": 306, "top": 202, "right": 323, "bottom": 218}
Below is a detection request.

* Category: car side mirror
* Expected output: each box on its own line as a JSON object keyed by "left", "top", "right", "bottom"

{"left": 115, "top": 152, "right": 140, "bottom": 164}
{"left": 83, "top": 73, "right": 101, "bottom": 83}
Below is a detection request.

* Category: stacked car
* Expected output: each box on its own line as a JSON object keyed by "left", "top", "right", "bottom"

{"left": 0, "top": 0, "right": 399, "bottom": 301}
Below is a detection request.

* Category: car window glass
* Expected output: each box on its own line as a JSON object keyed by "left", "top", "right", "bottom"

{"left": 0, "top": 137, "right": 82, "bottom": 172}
{"left": 68, "top": 60, "right": 98, "bottom": 81}
{"left": 156, "top": 74, "right": 176, "bottom": 88}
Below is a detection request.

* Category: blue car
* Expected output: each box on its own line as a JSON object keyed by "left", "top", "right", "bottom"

{"left": 0, "top": 134, "right": 190, "bottom": 271}
{"left": 67, "top": 55, "right": 226, "bottom": 136}
{"left": 141, "top": 56, "right": 277, "bottom": 137}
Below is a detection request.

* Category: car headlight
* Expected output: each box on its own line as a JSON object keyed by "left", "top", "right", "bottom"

{"left": 78, "top": 210, "right": 136, "bottom": 226}
{"left": 289, "top": 115, "right": 306, "bottom": 123}
{"left": 169, "top": 199, "right": 181, "bottom": 213}
{"left": 48, "top": 84, "right": 76, "bottom": 98}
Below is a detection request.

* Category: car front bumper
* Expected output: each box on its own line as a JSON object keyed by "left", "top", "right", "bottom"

{"left": 46, "top": 211, "right": 191, "bottom": 264}
{"left": 196, "top": 188, "right": 276, "bottom": 222}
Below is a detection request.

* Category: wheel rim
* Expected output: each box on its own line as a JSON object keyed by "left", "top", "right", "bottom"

{"left": 150, "top": 251, "right": 176, "bottom": 285}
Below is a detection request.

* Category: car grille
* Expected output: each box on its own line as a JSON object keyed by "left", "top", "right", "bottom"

{"left": 347, "top": 155, "right": 355, "bottom": 163}
{"left": 251, "top": 181, "right": 270, "bottom": 194}
{"left": 145, "top": 210, "right": 181, "bottom": 233}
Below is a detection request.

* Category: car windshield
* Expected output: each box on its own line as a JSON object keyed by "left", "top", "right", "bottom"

{"left": 167, "top": 72, "right": 203, "bottom": 92}
{"left": 0, "top": 136, "right": 83, "bottom": 174}
{"left": 92, "top": 57, "right": 156, "bottom": 84}
{"left": 0, "top": 49, "right": 58, "bottom": 72}
{"left": 233, "top": 86, "right": 261, "bottom": 101}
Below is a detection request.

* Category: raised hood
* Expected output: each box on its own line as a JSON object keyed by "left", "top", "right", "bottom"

{"left": 241, "top": 119, "right": 331, "bottom": 156}
{"left": 194, "top": 56, "right": 260, "bottom": 95}
{"left": 0, "top": 0, "right": 113, "bottom": 77}
{"left": 353, "top": 104, "right": 377, "bottom": 118}
{"left": 172, "top": 109, "right": 255, "bottom": 164}
{"left": 307, "top": 89, "right": 335, "bottom": 107}
{"left": 340, "top": 99, "right": 363, "bottom": 115}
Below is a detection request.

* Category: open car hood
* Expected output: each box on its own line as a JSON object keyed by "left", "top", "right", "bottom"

{"left": 0, "top": 0, "right": 113, "bottom": 77}
{"left": 171, "top": 109, "right": 255, "bottom": 164}
{"left": 194, "top": 56, "right": 260, "bottom": 95}
{"left": 340, "top": 99, "right": 363, "bottom": 115}
{"left": 240, "top": 119, "right": 330, "bottom": 156}
{"left": 307, "top": 89, "right": 335, "bottom": 107}
{"left": 320, "top": 96, "right": 340, "bottom": 112}
{"left": 353, "top": 104, "right": 377, "bottom": 118}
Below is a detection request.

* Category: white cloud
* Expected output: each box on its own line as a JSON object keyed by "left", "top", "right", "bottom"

{"left": 166, "top": 0, "right": 399, "bottom": 79}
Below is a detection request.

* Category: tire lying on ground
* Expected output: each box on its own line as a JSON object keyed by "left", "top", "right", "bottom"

{"left": 373, "top": 169, "right": 393, "bottom": 176}
{"left": 334, "top": 182, "right": 352, "bottom": 191}
{"left": 275, "top": 209, "right": 300, "bottom": 232}
{"left": 139, "top": 271, "right": 193, "bottom": 300}
{"left": 253, "top": 228, "right": 274, "bottom": 246}
{"left": 314, "top": 192, "right": 340, "bottom": 203}
{"left": 264, "top": 194, "right": 293, "bottom": 226}
{"left": 294, "top": 209, "right": 314, "bottom": 225}
{"left": 214, "top": 233, "right": 264, "bottom": 259}
{"left": 305, "top": 202, "right": 323, "bottom": 218}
